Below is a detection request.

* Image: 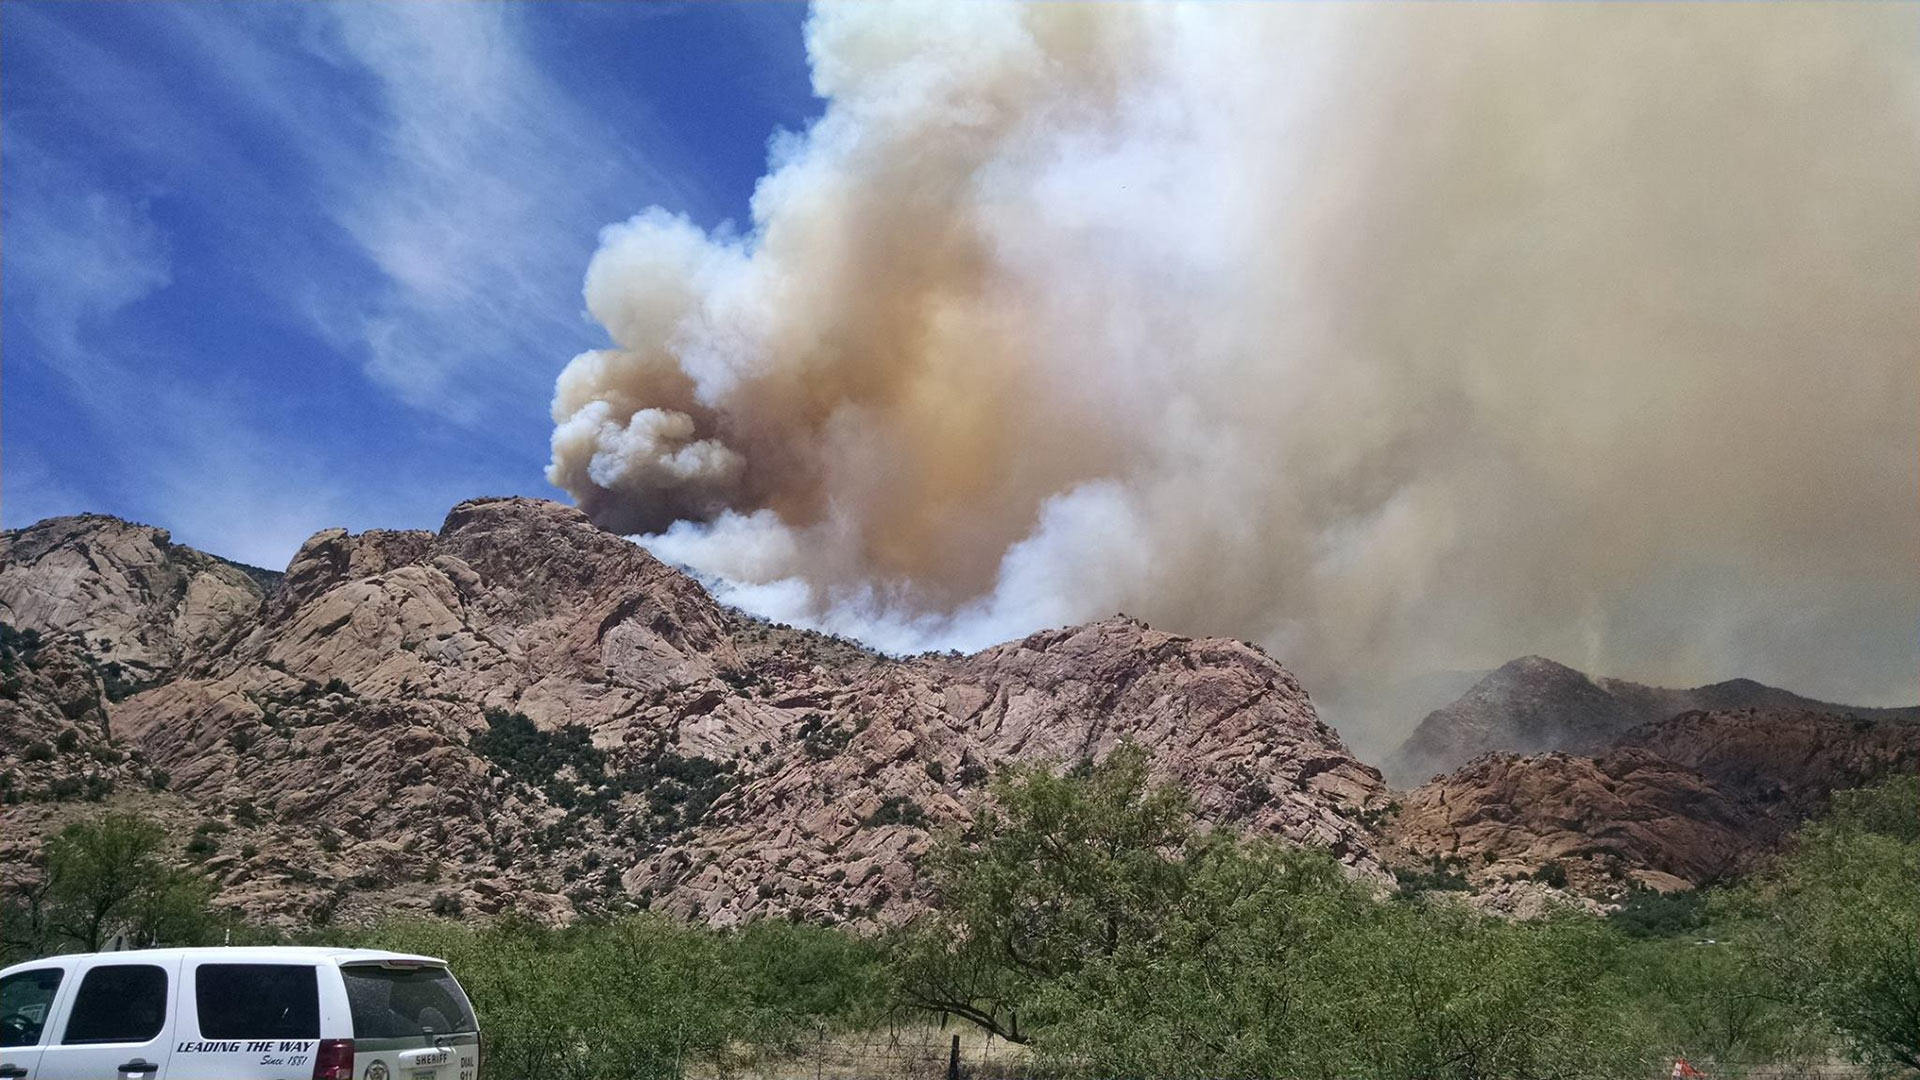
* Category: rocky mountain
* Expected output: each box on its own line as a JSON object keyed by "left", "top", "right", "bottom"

{"left": 0, "top": 514, "right": 277, "bottom": 692}
{"left": 1383, "top": 655, "right": 1914, "bottom": 786}
{"left": 7, "top": 501, "right": 1908, "bottom": 927}
{"left": 1391, "top": 706, "right": 1920, "bottom": 893}
{"left": 0, "top": 499, "right": 1388, "bottom": 929}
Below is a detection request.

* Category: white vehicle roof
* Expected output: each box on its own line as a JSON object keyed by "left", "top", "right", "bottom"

{"left": 3, "top": 946, "right": 448, "bottom": 970}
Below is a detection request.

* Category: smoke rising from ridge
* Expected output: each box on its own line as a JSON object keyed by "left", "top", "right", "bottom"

{"left": 550, "top": 3, "right": 1920, "bottom": 753}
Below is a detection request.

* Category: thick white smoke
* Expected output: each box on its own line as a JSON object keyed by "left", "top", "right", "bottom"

{"left": 550, "top": 3, "right": 1920, "bottom": 754}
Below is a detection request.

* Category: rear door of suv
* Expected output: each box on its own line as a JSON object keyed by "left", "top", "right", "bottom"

{"left": 176, "top": 958, "right": 325, "bottom": 1080}
{"left": 338, "top": 961, "right": 479, "bottom": 1080}
{"left": 36, "top": 956, "right": 181, "bottom": 1080}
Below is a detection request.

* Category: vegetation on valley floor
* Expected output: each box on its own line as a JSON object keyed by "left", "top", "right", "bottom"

{"left": 3, "top": 755, "right": 1915, "bottom": 1079}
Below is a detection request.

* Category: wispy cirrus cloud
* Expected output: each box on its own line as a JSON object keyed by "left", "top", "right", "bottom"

{"left": 151, "top": 3, "right": 707, "bottom": 428}
{"left": 1, "top": 134, "right": 171, "bottom": 382}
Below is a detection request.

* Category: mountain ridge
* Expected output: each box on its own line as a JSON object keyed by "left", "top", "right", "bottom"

{"left": 1, "top": 499, "right": 1388, "bottom": 929}
{"left": 1384, "top": 653, "right": 1913, "bottom": 786}
{"left": 1391, "top": 705, "right": 1920, "bottom": 895}
{"left": 5, "top": 501, "right": 1911, "bottom": 929}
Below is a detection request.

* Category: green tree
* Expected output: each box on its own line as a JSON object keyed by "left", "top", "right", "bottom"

{"left": 726, "top": 918, "right": 891, "bottom": 1047}
{"left": 1321, "top": 905, "right": 1636, "bottom": 1080}
{"left": 1735, "top": 775, "right": 1920, "bottom": 1071}
{"left": 37, "top": 813, "right": 217, "bottom": 953}
{"left": 892, "top": 743, "right": 1190, "bottom": 1042}
{"left": 1611, "top": 936, "right": 1822, "bottom": 1065}
{"left": 893, "top": 741, "right": 1656, "bottom": 1078}
{"left": 1028, "top": 840, "right": 1364, "bottom": 1077}
{"left": 0, "top": 875, "right": 54, "bottom": 964}
{"left": 1033, "top": 846, "right": 1639, "bottom": 1080}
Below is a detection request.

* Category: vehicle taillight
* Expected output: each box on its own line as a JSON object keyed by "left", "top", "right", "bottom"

{"left": 312, "top": 1038, "right": 354, "bottom": 1080}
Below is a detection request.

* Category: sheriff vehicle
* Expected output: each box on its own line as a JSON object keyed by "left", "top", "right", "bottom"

{"left": 0, "top": 947, "right": 480, "bottom": 1080}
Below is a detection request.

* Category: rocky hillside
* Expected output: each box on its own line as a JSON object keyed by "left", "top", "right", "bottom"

{"left": 1390, "top": 707, "right": 1920, "bottom": 894}
{"left": 0, "top": 514, "right": 277, "bottom": 692}
{"left": 1383, "top": 655, "right": 1914, "bottom": 786}
{"left": 0, "top": 626, "right": 146, "bottom": 806}
{"left": 0, "top": 499, "right": 1388, "bottom": 929}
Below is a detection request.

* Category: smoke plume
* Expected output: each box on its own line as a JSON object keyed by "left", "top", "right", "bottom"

{"left": 550, "top": 3, "right": 1920, "bottom": 754}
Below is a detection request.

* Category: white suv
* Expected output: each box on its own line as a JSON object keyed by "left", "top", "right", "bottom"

{"left": 0, "top": 947, "right": 480, "bottom": 1080}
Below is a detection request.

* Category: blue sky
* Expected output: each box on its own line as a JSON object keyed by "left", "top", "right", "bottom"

{"left": 2, "top": 2, "right": 821, "bottom": 567}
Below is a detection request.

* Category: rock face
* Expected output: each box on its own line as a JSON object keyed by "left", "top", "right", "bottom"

{"left": 0, "top": 515, "right": 276, "bottom": 689}
{"left": 1391, "top": 707, "right": 1920, "bottom": 892}
{"left": 1383, "top": 655, "right": 1914, "bottom": 786}
{"left": 1, "top": 499, "right": 1389, "bottom": 929}
{"left": 0, "top": 628, "right": 143, "bottom": 808}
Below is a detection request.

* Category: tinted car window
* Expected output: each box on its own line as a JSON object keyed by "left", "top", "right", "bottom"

{"left": 62, "top": 964, "right": 167, "bottom": 1044}
{"left": 196, "top": 964, "right": 319, "bottom": 1040}
{"left": 0, "top": 968, "right": 63, "bottom": 1047}
{"left": 340, "top": 966, "right": 476, "bottom": 1039}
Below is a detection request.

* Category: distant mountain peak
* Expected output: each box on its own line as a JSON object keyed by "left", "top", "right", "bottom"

{"left": 1383, "top": 655, "right": 1915, "bottom": 787}
{"left": 1391, "top": 705, "right": 1920, "bottom": 893}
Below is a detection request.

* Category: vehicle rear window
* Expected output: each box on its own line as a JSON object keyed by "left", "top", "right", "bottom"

{"left": 196, "top": 964, "right": 320, "bottom": 1039}
{"left": 0, "top": 967, "right": 63, "bottom": 1047}
{"left": 340, "top": 965, "right": 476, "bottom": 1039}
{"left": 63, "top": 964, "right": 167, "bottom": 1044}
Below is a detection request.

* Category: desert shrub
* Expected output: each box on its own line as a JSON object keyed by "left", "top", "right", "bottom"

{"left": 1609, "top": 886, "right": 1710, "bottom": 939}
{"left": 0, "top": 623, "right": 42, "bottom": 658}
{"left": 1610, "top": 935, "right": 1821, "bottom": 1063}
{"left": 1034, "top": 871, "right": 1638, "bottom": 1080}
{"left": 472, "top": 709, "right": 605, "bottom": 792}
{"left": 0, "top": 624, "right": 42, "bottom": 702}
{"left": 633, "top": 748, "right": 733, "bottom": 836}
{"left": 796, "top": 713, "right": 852, "bottom": 760}
{"left": 1725, "top": 775, "right": 1920, "bottom": 1071}
{"left": 1391, "top": 856, "right": 1471, "bottom": 899}
{"left": 349, "top": 913, "right": 886, "bottom": 1079}
{"left": 309, "top": 889, "right": 344, "bottom": 927}
{"left": 956, "top": 764, "right": 990, "bottom": 787}
{"left": 863, "top": 795, "right": 927, "bottom": 829}
{"left": 99, "top": 661, "right": 157, "bottom": 703}
{"left": 471, "top": 711, "right": 732, "bottom": 851}
{"left": 895, "top": 743, "right": 1649, "bottom": 1079}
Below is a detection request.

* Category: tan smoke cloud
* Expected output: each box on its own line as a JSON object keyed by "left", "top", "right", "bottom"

{"left": 550, "top": 2, "right": 1920, "bottom": 754}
